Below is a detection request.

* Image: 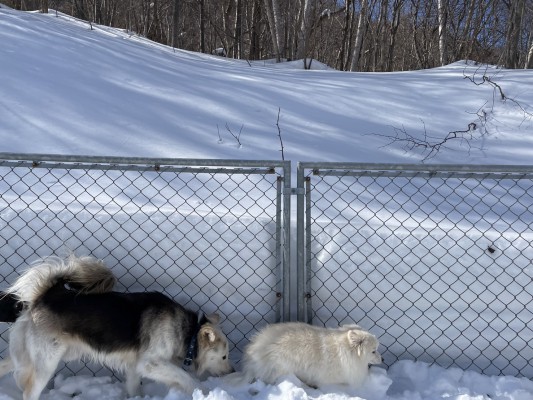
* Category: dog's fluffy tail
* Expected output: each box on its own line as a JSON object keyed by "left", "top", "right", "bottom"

{"left": 6, "top": 254, "right": 116, "bottom": 304}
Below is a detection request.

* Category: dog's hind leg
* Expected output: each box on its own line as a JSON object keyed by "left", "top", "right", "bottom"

{"left": 19, "top": 361, "right": 58, "bottom": 400}
{"left": 18, "top": 344, "right": 64, "bottom": 400}
{"left": 136, "top": 357, "right": 202, "bottom": 395}
{"left": 21, "top": 360, "right": 61, "bottom": 400}
{"left": 0, "top": 357, "right": 13, "bottom": 377}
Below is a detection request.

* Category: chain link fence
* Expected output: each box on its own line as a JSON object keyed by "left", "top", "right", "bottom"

{"left": 1, "top": 156, "right": 532, "bottom": 380}
{"left": 0, "top": 154, "right": 291, "bottom": 375}
{"left": 297, "top": 162, "right": 533, "bottom": 378}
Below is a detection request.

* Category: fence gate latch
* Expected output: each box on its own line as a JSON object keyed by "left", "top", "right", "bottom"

{"left": 289, "top": 188, "right": 305, "bottom": 195}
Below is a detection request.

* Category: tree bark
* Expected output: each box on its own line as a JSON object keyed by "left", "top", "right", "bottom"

{"left": 271, "top": 0, "right": 285, "bottom": 60}
{"left": 526, "top": 41, "right": 533, "bottom": 69}
{"left": 385, "top": 0, "right": 403, "bottom": 72}
{"left": 171, "top": 0, "right": 179, "bottom": 48}
{"left": 199, "top": 0, "right": 206, "bottom": 53}
{"left": 437, "top": 0, "right": 447, "bottom": 66}
{"left": 350, "top": 0, "right": 368, "bottom": 71}
{"left": 249, "top": 0, "right": 262, "bottom": 59}
{"left": 296, "top": 0, "right": 313, "bottom": 61}
{"left": 264, "top": 0, "right": 280, "bottom": 60}
{"left": 336, "top": 0, "right": 352, "bottom": 70}
{"left": 234, "top": 0, "right": 243, "bottom": 58}
{"left": 504, "top": 0, "right": 525, "bottom": 68}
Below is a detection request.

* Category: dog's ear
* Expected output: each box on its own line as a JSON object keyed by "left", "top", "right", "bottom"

{"left": 200, "top": 325, "right": 217, "bottom": 344}
{"left": 205, "top": 313, "right": 220, "bottom": 325}
{"left": 347, "top": 330, "right": 369, "bottom": 356}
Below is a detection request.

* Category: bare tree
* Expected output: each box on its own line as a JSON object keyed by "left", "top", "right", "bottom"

{"left": 350, "top": 0, "right": 369, "bottom": 71}
{"left": 234, "top": 0, "right": 243, "bottom": 58}
{"left": 526, "top": 2, "right": 533, "bottom": 68}
{"left": 249, "top": 0, "right": 262, "bottom": 59}
{"left": 527, "top": 41, "right": 533, "bottom": 69}
{"left": 437, "top": 0, "right": 447, "bottom": 66}
{"left": 336, "top": 0, "right": 354, "bottom": 70}
{"left": 270, "top": 0, "right": 285, "bottom": 60}
{"left": 296, "top": 0, "right": 313, "bottom": 62}
{"left": 384, "top": 0, "right": 404, "bottom": 71}
{"left": 171, "top": 0, "right": 179, "bottom": 48}
{"left": 504, "top": 0, "right": 526, "bottom": 68}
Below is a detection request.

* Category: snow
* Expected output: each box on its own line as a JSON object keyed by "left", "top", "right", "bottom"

{"left": 0, "top": 4, "right": 532, "bottom": 400}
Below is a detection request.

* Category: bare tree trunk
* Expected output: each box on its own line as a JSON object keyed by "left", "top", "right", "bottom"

{"left": 296, "top": 0, "right": 313, "bottom": 61}
{"left": 437, "top": 0, "right": 447, "bottom": 66}
{"left": 171, "top": 0, "right": 179, "bottom": 48}
{"left": 127, "top": 0, "right": 133, "bottom": 33}
{"left": 222, "top": 0, "right": 234, "bottom": 56}
{"left": 94, "top": 0, "right": 102, "bottom": 24}
{"left": 271, "top": 0, "right": 285, "bottom": 60}
{"left": 40, "top": 0, "right": 48, "bottom": 13}
{"left": 504, "top": 0, "right": 525, "bottom": 68}
{"left": 199, "top": 0, "right": 206, "bottom": 53}
{"left": 249, "top": 0, "right": 262, "bottom": 59}
{"left": 385, "top": 0, "right": 403, "bottom": 71}
{"left": 234, "top": 0, "right": 243, "bottom": 58}
{"left": 350, "top": 0, "right": 368, "bottom": 71}
{"left": 526, "top": 44, "right": 533, "bottom": 69}
{"left": 377, "top": 0, "right": 390, "bottom": 71}
{"left": 344, "top": 0, "right": 356, "bottom": 71}
{"left": 410, "top": 0, "right": 427, "bottom": 69}
{"left": 336, "top": 0, "right": 352, "bottom": 70}
{"left": 263, "top": 0, "right": 280, "bottom": 60}
{"left": 525, "top": 1, "right": 533, "bottom": 68}
{"left": 142, "top": 0, "right": 150, "bottom": 37}
{"left": 457, "top": 0, "right": 475, "bottom": 59}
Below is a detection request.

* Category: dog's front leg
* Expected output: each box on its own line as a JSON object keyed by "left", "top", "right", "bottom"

{"left": 124, "top": 369, "right": 142, "bottom": 397}
{"left": 0, "top": 357, "right": 13, "bottom": 377}
{"left": 136, "top": 357, "right": 202, "bottom": 395}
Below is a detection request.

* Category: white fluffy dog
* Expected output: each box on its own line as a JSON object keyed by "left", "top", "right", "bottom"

{"left": 238, "top": 322, "right": 382, "bottom": 388}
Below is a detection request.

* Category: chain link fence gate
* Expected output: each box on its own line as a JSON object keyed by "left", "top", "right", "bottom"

{"left": 0, "top": 154, "right": 291, "bottom": 376}
{"left": 297, "top": 162, "right": 533, "bottom": 379}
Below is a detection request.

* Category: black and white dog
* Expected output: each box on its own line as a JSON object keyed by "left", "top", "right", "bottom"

{"left": 1, "top": 255, "right": 233, "bottom": 400}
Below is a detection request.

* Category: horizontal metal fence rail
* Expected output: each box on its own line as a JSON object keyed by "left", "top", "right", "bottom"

{"left": 297, "top": 162, "right": 533, "bottom": 379}
{"left": 0, "top": 153, "right": 291, "bottom": 376}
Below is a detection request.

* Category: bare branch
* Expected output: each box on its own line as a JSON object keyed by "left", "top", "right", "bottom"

{"left": 216, "top": 124, "right": 223, "bottom": 144}
{"left": 276, "top": 107, "right": 285, "bottom": 160}
{"left": 225, "top": 123, "right": 244, "bottom": 147}
{"left": 368, "top": 121, "right": 479, "bottom": 162}
{"left": 463, "top": 66, "right": 533, "bottom": 120}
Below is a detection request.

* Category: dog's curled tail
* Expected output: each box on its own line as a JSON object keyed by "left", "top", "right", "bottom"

{"left": 6, "top": 254, "right": 116, "bottom": 304}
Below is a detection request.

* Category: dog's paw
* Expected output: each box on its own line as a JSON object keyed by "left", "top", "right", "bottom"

{"left": 195, "top": 384, "right": 210, "bottom": 396}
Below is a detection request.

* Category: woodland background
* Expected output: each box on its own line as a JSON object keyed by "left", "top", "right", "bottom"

{"left": 4, "top": 0, "right": 533, "bottom": 71}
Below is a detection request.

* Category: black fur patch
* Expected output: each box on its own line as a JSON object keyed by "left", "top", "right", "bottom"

{"left": 0, "top": 292, "right": 23, "bottom": 322}
{"left": 36, "top": 282, "right": 197, "bottom": 353}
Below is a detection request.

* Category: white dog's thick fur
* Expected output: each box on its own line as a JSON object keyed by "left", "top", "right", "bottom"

{"left": 239, "top": 322, "right": 382, "bottom": 388}
{"left": 2, "top": 255, "right": 233, "bottom": 400}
